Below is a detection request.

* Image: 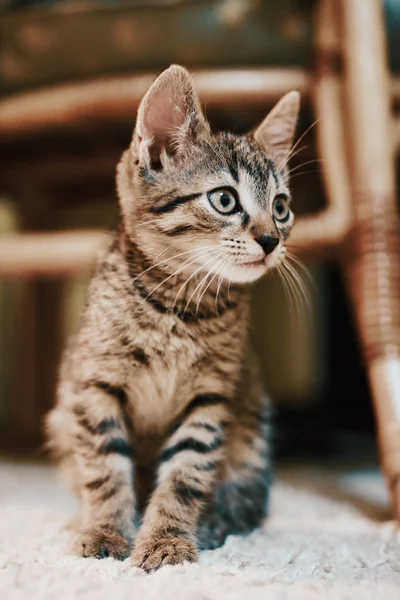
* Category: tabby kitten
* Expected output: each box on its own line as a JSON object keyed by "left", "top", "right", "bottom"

{"left": 46, "top": 65, "right": 299, "bottom": 572}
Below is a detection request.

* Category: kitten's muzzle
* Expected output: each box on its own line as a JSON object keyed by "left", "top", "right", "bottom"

{"left": 255, "top": 234, "right": 279, "bottom": 256}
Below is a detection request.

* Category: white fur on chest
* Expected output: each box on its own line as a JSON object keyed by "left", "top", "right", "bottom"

{"left": 125, "top": 321, "right": 201, "bottom": 432}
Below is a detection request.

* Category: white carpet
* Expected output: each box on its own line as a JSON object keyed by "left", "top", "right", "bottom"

{"left": 0, "top": 460, "right": 399, "bottom": 599}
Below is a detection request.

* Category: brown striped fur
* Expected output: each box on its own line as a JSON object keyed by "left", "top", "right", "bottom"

{"left": 46, "top": 66, "right": 299, "bottom": 571}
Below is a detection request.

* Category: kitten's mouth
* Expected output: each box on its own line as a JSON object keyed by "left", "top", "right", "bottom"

{"left": 236, "top": 257, "right": 266, "bottom": 268}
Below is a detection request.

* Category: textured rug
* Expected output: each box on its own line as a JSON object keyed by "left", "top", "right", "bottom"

{"left": 0, "top": 460, "right": 399, "bottom": 599}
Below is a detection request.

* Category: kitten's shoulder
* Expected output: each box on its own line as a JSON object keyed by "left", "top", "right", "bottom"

{"left": 88, "top": 231, "right": 131, "bottom": 291}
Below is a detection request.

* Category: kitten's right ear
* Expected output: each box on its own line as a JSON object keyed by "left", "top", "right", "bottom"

{"left": 133, "top": 65, "right": 210, "bottom": 170}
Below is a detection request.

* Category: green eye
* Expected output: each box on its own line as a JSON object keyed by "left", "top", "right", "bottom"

{"left": 207, "top": 188, "right": 238, "bottom": 215}
{"left": 272, "top": 195, "right": 290, "bottom": 222}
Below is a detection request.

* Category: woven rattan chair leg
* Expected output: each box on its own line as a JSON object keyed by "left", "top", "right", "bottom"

{"left": 340, "top": 0, "right": 400, "bottom": 519}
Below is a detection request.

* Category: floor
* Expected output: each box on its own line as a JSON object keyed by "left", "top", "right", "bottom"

{"left": 0, "top": 460, "right": 399, "bottom": 599}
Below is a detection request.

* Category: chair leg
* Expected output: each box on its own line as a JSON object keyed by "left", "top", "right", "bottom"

{"left": 339, "top": 0, "right": 400, "bottom": 518}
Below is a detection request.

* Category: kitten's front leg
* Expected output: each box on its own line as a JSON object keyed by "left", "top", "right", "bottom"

{"left": 131, "top": 393, "right": 230, "bottom": 572}
{"left": 48, "top": 382, "right": 136, "bottom": 559}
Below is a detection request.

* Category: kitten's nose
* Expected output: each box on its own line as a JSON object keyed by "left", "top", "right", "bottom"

{"left": 256, "top": 234, "right": 279, "bottom": 255}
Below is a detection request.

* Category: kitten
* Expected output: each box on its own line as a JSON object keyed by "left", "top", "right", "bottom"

{"left": 46, "top": 65, "right": 299, "bottom": 572}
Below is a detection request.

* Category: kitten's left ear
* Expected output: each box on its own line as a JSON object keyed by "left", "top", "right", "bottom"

{"left": 134, "top": 64, "right": 211, "bottom": 170}
{"left": 253, "top": 91, "right": 300, "bottom": 169}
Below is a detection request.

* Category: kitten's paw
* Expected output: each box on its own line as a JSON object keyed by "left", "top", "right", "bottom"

{"left": 71, "top": 527, "right": 130, "bottom": 560}
{"left": 197, "top": 517, "right": 228, "bottom": 551}
{"left": 132, "top": 533, "right": 198, "bottom": 572}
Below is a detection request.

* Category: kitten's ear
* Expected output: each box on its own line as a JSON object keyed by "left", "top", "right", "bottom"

{"left": 253, "top": 91, "right": 300, "bottom": 169}
{"left": 134, "top": 64, "right": 210, "bottom": 170}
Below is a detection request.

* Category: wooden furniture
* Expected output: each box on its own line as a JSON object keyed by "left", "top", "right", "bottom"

{"left": 309, "top": 0, "right": 400, "bottom": 519}
{"left": 1, "top": 0, "right": 400, "bottom": 516}
{"left": 339, "top": 0, "right": 400, "bottom": 518}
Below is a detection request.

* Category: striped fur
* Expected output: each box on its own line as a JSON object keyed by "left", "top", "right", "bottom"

{"left": 46, "top": 66, "right": 299, "bottom": 571}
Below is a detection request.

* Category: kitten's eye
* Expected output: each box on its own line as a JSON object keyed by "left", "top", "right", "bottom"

{"left": 272, "top": 195, "right": 290, "bottom": 222}
{"left": 207, "top": 188, "right": 238, "bottom": 215}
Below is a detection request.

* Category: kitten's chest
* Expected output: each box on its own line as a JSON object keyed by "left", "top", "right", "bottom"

{"left": 124, "top": 318, "right": 202, "bottom": 432}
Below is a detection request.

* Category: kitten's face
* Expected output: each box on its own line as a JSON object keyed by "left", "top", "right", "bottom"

{"left": 118, "top": 66, "right": 299, "bottom": 285}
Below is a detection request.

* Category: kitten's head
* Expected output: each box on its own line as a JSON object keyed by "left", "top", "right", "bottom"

{"left": 117, "top": 65, "right": 299, "bottom": 285}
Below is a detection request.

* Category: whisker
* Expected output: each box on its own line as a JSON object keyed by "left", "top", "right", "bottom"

{"left": 281, "top": 259, "right": 313, "bottom": 327}
{"left": 172, "top": 248, "right": 224, "bottom": 309}
{"left": 143, "top": 245, "right": 172, "bottom": 269}
{"left": 129, "top": 244, "right": 221, "bottom": 283}
{"left": 214, "top": 255, "right": 234, "bottom": 313}
{"left": 182, "top": 251, "right": 226, "bottom": 314}
{"left": 276, "top": 265, "right": 291, "bottom": 313}
{"left": 214, "top": 255, "right": 230, "bottom": 305}
{"left": 197, "top": 254, "right": 230, "bottom": 316}
{"left": 286, "top": 252, "right": 317, "bottom": 292}
{"left": 289, "top": 169, "right": 327, "bottom": 180}
{"left": 277, "top": 144, "right": 308, "bottom": 173}
{"left": 283, "top": 265, "right": 303, "bottom": 325}
{"left": 186, "top": 271, "right": 213, "bottom": 317}
{"left": 146, "top": 247, "right": 221, "bottom": 299}
{"left": 285, "top": 158, "right": 326, "bottom": 177}
{"left": 226, "top": 259, "right": 234, "bottom": 303}
{"left": 135, "top": 218, "right": 162, "bottom": 227}
{"left": 195, "top": 255, "right": 228, "bottom": 316}
{"left": 276, "top": 263, "right": 296, "bottom": 326}
{"left": 277, "top": 117, "right": 321, "bottom": 174}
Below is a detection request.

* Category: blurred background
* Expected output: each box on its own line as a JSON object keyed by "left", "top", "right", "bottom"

{"left": 0, "top": 0, "right": 399, "bottom": 477}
